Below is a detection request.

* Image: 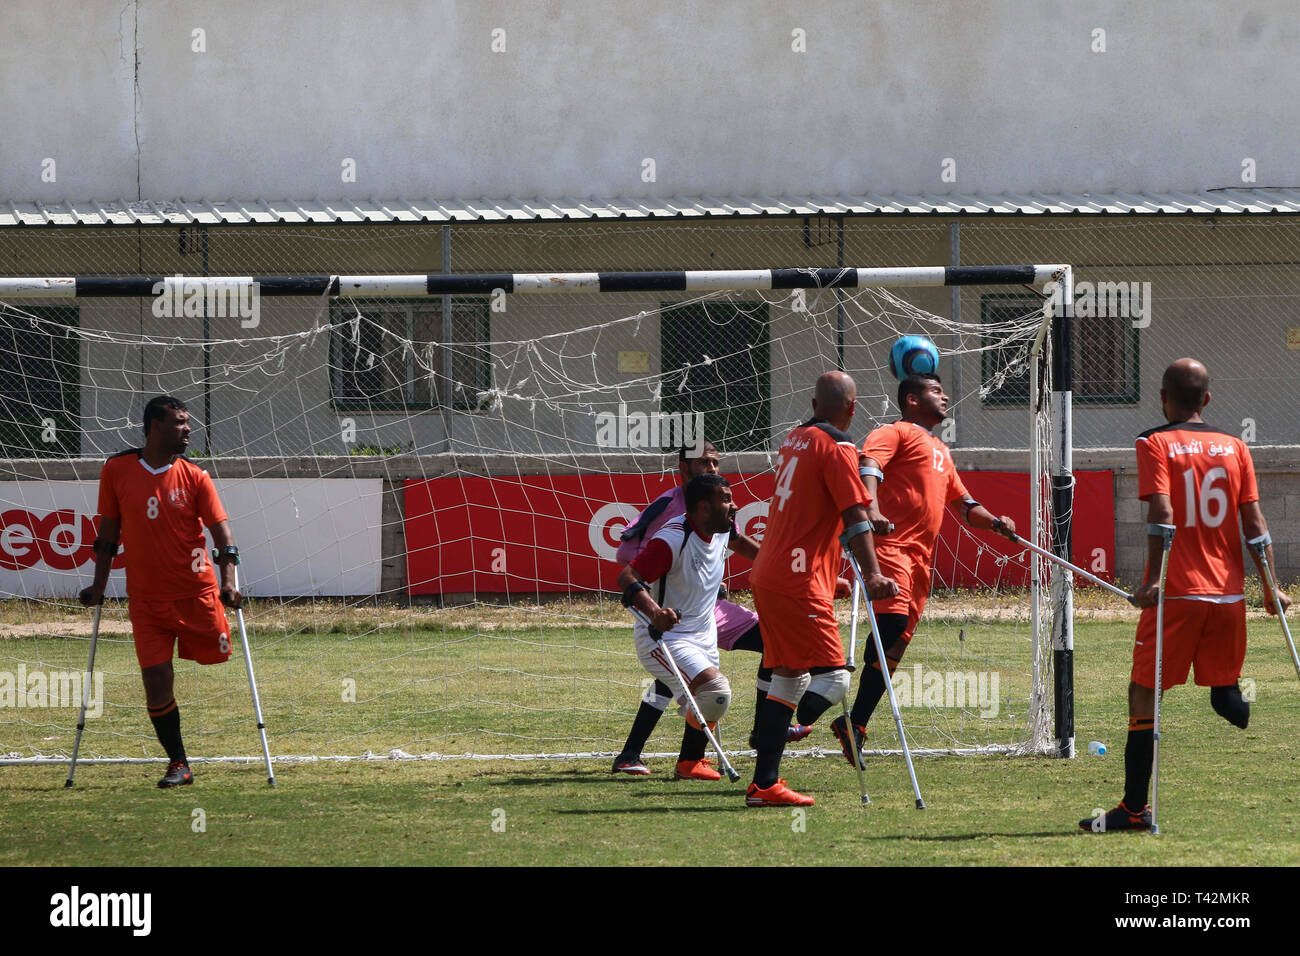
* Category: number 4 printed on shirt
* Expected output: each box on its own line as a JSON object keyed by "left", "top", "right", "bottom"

{"left": 774, "top": 456, "right": 798, "bottom": 512}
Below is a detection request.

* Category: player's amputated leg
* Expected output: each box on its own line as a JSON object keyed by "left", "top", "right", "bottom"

{"left": 1210, "top": 683, "right": 1250, "bottom": 728}
{"left": 730, "top": 623, "right": 813, "bottom": 748}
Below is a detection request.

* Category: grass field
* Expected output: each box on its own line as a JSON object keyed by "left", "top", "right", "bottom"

{"left": 2, "top": 598, "right": 1299, "bottom": 866}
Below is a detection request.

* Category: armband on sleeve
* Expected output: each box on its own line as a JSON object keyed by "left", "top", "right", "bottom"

{"left": 839, "top": 520, "right": 873, "bottom": 547}
{"left": 621, "top": 580, "right": 649, "bottom": 608}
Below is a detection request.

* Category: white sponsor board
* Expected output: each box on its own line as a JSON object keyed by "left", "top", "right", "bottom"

{"left": 0, "top": 478, "right": 382, "bottom": 597}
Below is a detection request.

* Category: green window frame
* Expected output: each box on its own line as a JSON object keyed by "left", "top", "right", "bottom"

{"left": 0, "top": 304, "right": 80, "bottom": 457}
{"left": 329, "top": 298, "right": 491, "bottom": 411}
{"left": 980, "top": 294, "right": 1139, "bottom": 406}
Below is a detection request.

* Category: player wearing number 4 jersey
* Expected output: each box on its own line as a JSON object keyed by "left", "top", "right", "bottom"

{"left": 746, "top": 371, "right": 898, "bottom": 807}
{"left": 80, "top": 396, "right": 243, "bottom": 789}
{"left": 1082, "top": 359, "right": 1290, "bottom": 832}
{"left": 791, "top": 374, "right": 1017, "bottom": 762}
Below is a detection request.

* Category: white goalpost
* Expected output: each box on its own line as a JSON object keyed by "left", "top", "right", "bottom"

{"left": 0, "top": 264, "right": 1074, "bottom": 769}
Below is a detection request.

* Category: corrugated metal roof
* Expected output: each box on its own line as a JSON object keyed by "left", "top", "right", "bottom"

{"left": 3, "top": 189, "right": 1300, "bottom": 226}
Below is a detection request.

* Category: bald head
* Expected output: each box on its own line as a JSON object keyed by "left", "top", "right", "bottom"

{"left": 812, "top": 370, "right": 857, "bottom": 429}
{"left": 1162, "top": 358, "right": 1210, "bottom": 416}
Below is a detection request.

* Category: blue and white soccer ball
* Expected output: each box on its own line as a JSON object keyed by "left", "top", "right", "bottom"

{"left": 888, "top": 335, "right": 940, "bottom": 380}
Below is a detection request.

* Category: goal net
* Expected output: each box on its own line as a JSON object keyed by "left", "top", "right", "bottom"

{"left": 0, "top": 264, "right": 1069, "bottom": 769}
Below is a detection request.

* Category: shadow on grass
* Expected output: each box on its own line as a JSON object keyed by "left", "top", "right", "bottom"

{"left": 864, "top": 830, "right": 1068, "bottom": 841}
{"left": 488, "top": 774, "right": 625, "bottom": 786}
{"left": 554, "top": 805, "right": 740, "bottom": 815}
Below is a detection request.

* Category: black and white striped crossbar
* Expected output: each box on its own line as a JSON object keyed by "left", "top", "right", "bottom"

{"left": 0, "top": 265, "right": 1068, "bottom": 298}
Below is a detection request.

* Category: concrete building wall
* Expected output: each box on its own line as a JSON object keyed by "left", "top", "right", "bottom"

{"left": 2, "top": 1, "right": 1298, "bottom": 202}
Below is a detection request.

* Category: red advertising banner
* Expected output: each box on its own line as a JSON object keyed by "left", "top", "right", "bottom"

{"left": 405, "top": 470, "right": 1115, "bottom": 595}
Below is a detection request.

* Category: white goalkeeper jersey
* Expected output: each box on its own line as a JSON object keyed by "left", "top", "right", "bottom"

{"left": 633, "top": 514, "right": 728, "bottom": 642}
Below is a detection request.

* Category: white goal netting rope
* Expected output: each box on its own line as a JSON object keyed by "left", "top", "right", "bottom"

{"left": 0, "top": 277, "right": 1058, "bottom": 765}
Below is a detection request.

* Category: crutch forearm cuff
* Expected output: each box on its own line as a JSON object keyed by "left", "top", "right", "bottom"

{"left": 839, "top": 520, "right": 873, "bottom": 547}
{"left": 621, "top": 580, "right": 649, "bottom": 608}
{"left": 92, "top": 538, "right": 118, "bottom": 557}
{"left": 1147, "top": 523, "right": 1176, "bottom": 537}
{"left": 1247, "top": 532, "right": 1272, "bottom": 547}
{"left": 859, "top": 466, "right": 884, "bottom": 482}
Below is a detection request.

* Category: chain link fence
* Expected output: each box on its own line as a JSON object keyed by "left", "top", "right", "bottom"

{"left": 0, "top": 215, "right": 1295, "bottom": 458}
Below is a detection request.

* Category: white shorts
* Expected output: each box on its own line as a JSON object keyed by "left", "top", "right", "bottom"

{"left": 635, "top": 627, "right": 720, "bottom": 703}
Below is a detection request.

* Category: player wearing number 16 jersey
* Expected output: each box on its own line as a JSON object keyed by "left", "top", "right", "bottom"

{"left": 1082, "top": 359, "right": 1290, "bottom": 832}
{"left": 79, "top": 396, "right": 243, "bottom": 788}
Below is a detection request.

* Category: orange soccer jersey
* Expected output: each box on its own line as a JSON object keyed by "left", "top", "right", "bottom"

{"left": 98, "top": 450, "right": 228, "bottom": 600}
{"left": 750, "top": 419, "right": 871, "bottom": 603}
{"left": 861, "top": 420, "right": 970, "bottom": 559}
{"left": 1135, "top": 422, "right": 1258, "bottom": 597}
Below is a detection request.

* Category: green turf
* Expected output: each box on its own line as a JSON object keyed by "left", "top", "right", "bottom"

{"left": 2, "top": 615, "right": 1298, "bottom": 866}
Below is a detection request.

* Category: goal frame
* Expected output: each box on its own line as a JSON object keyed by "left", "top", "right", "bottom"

{"left": 0, "top": 263, "right": 1077, "bottom": 761}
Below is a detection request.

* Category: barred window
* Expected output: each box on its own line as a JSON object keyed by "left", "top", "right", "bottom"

{"left": 981, "top": 294, "right": 1139, "bottom": 406}
{"left": 0, "top": 305, "right": 80, "bottom": 457}
{"left": 330, "top": 299, "right": 490, "bottom": 410}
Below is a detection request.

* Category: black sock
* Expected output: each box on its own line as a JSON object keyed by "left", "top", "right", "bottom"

{"left": 679, "top": 724, "right": 708, "bottom": 762}
{"left": 148, "top": 699, "right": 186, "bottom": 764}
{"left": 1210, "top": 684, "right": 1250, "bottom": 729}
{"left": 753, "top": 697, "right": 794, "bottom": 788}
{"left": 1123, "top": 717, "right": 1154, "bottom": 811}
{"left": 797, "top": 692, "right": 832, "bottom": 726}
{"left": 617, "top": 690, "right": 669, "bottom": 761}
{"left": 850, "top": 661, "right": 888, "bottom": 727}
{"left": 752, "top": 667, "right": 773, "bottom": 737}
{"left": 850, "top": 614, "right": 908, "bottom": 726}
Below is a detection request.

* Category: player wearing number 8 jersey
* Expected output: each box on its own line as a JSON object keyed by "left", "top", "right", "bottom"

{"left": 79, "top": 396, "right": 243, "bottom": 788}
{"left": 1082, "top": 359, "right": 1290, "bottom": 832}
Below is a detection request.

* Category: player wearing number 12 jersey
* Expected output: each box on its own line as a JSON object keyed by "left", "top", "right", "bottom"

{"left": 1082, "top": 359, "right": 1290, "bottom": 832}
{"left": 80, "top": 396, "right": 243, "bottom": 788}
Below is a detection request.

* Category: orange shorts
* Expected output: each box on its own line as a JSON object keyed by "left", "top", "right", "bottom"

{"left": 129, "top": 589, "right": 233, "bottom": 669}
{"left": 752, "top": 587, "right": 844, "bottom": 671}
{"left": 873, "top": 547, "right": 930, "bottom": 644}
{"left": 1130, "top": 598, "right": 1247, "bottom": 691}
